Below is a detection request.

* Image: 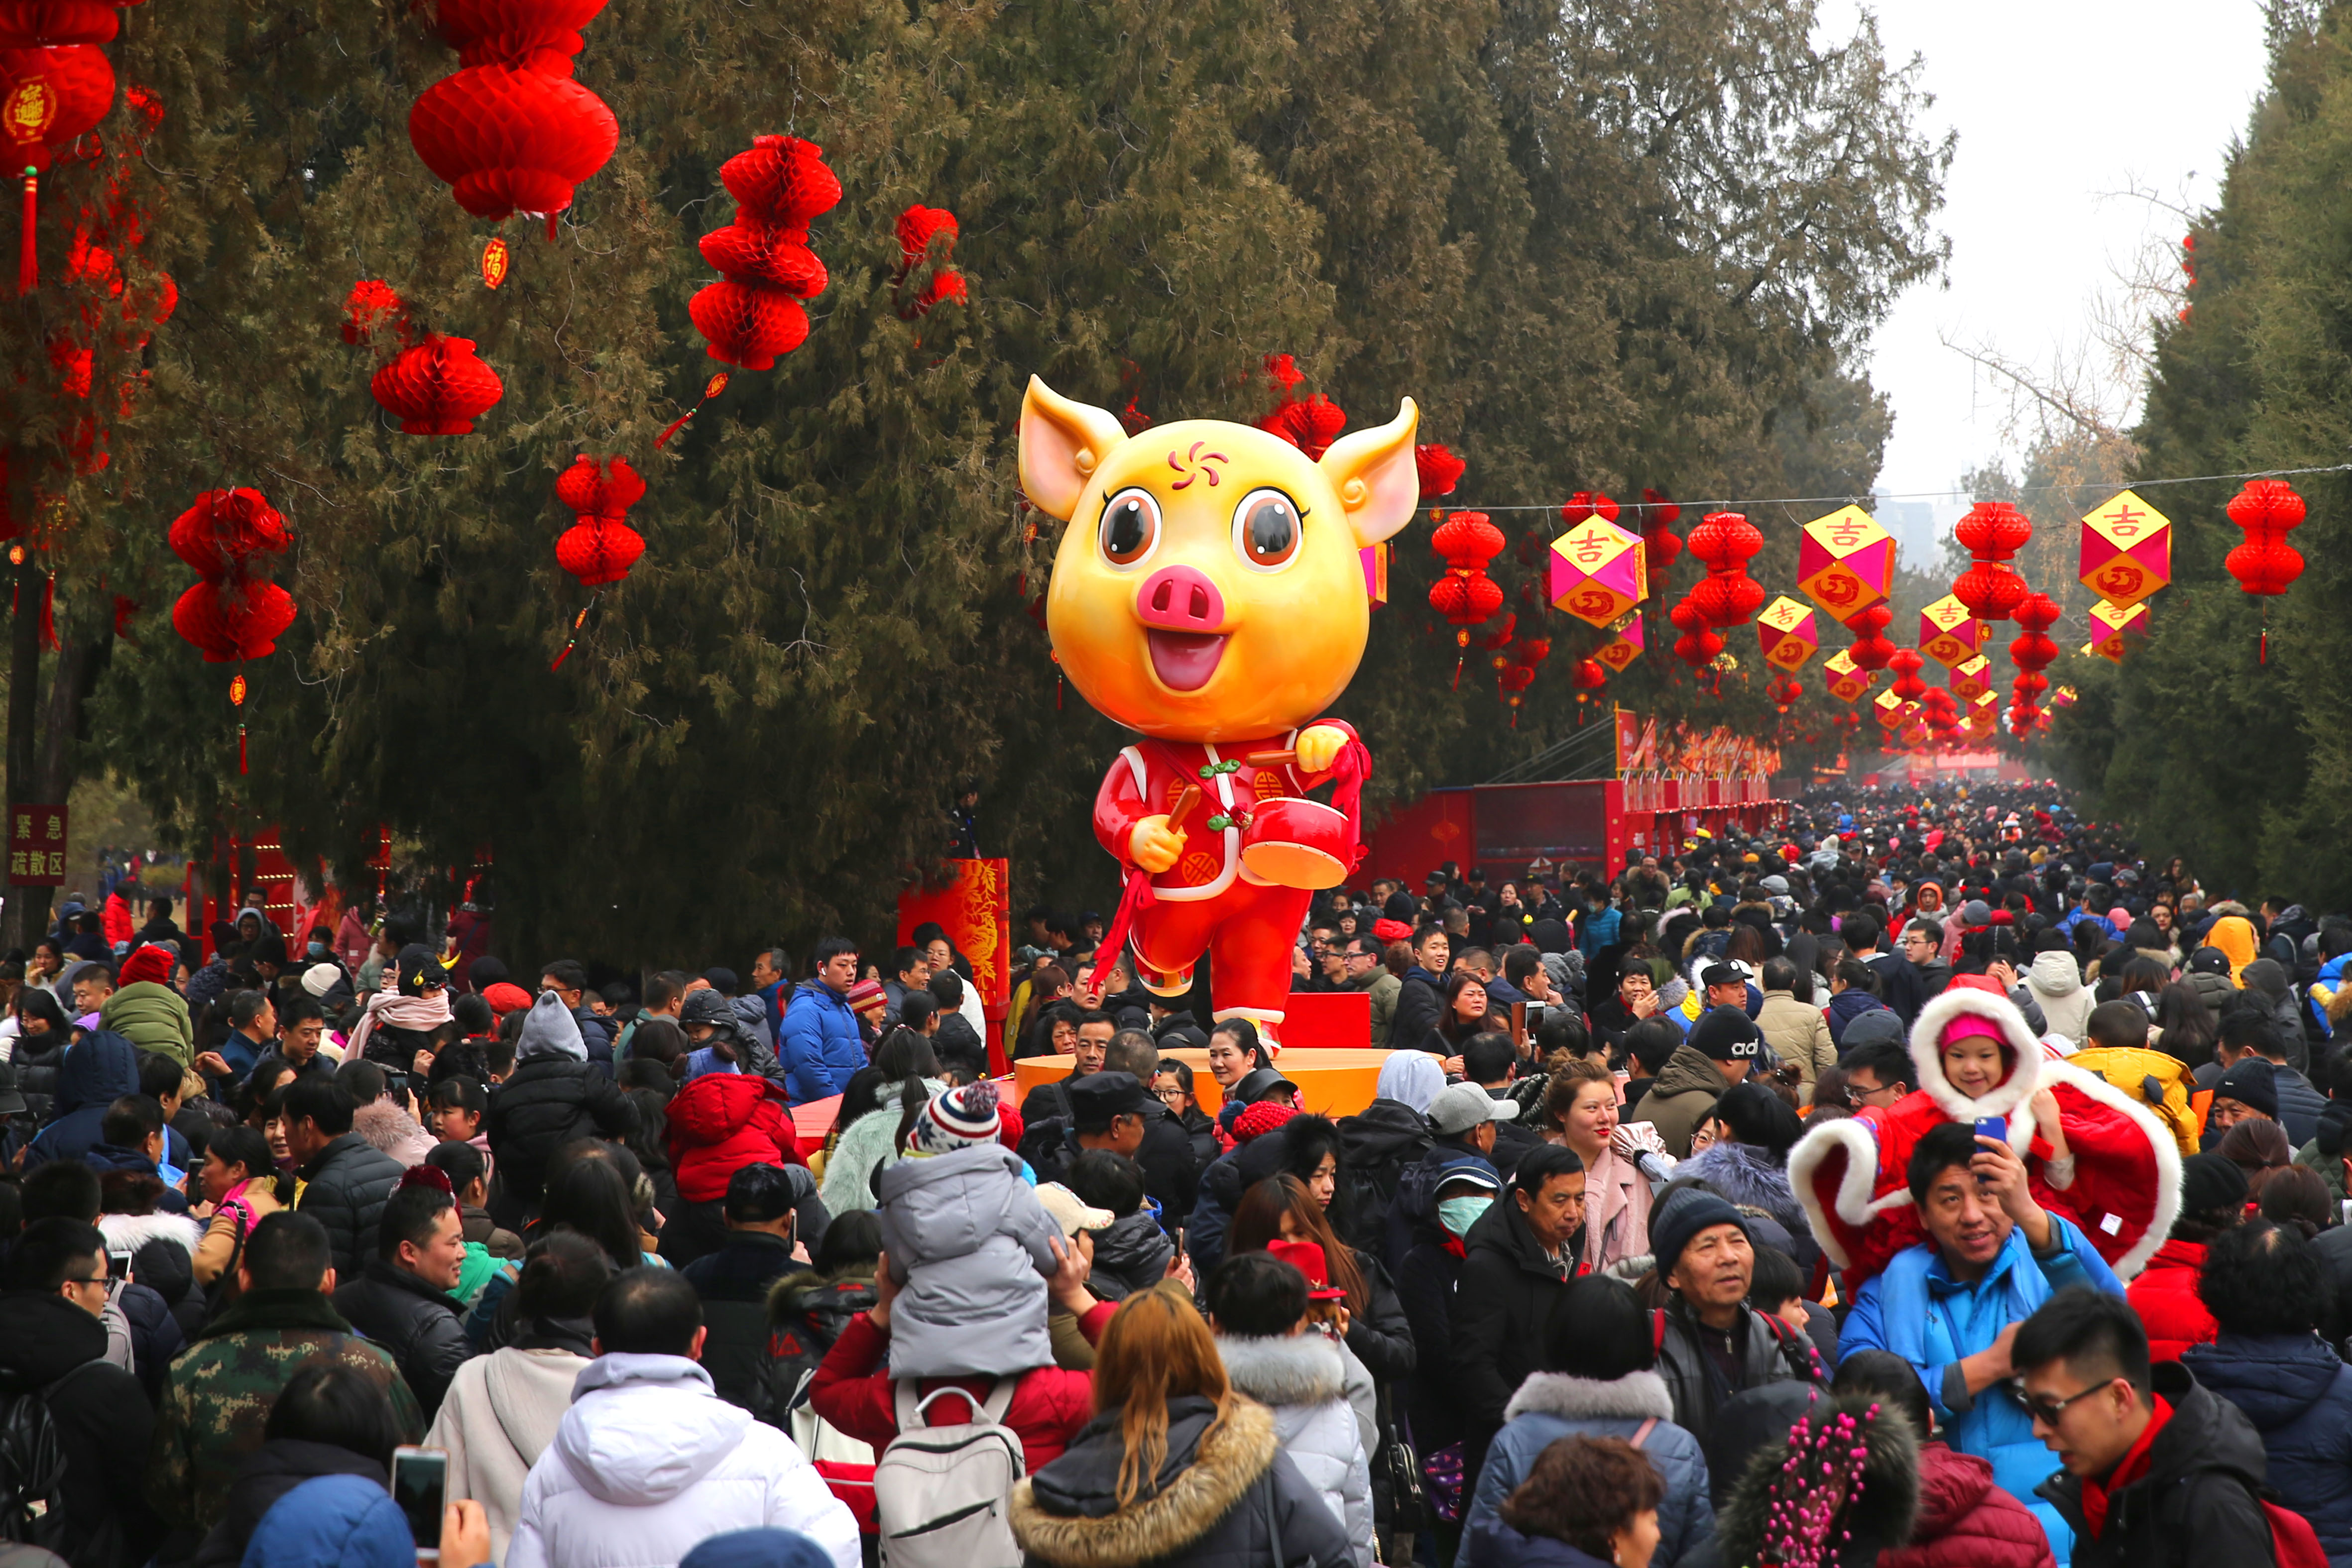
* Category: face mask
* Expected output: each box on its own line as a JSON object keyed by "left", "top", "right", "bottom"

{"left": 305, "top": 941, "right": 327, "bottom": 959}
{"left": 1437, "top": 1195, "right": 1492, "bottom": 1238}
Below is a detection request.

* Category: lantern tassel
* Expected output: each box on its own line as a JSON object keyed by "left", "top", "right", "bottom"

{"left": 1452, "top": 656, "right": 1463, "bottom": 690}
{"left": 550, "top": 597, "right": 596, "bottom": 672}
{"left": 238, "top": 724, "right": 247, "bottom": 775}
{"left": 18, "top": 168, "right": 35, "bottom": 296}
{"left": 546, "top": 212, "right": 557, "bottom": 244}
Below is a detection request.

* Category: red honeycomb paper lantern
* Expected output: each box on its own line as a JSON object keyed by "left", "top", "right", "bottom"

{"left": 428, "top": 0, "right": 610, "bottom": 73}
{"left": 2224, "top": 478, "right": 2306, "bottom": 597}
{"left": 1687, "top": 510, "right": 1763, "bottom": 628}
{"left": 1, "top": 44, "right": 115, "bottom": 293}
{"left": 172, "top": 580, "right": 296, "bottom": 663}
{"left": 1415, "top": 443, "right": 1464, "bottom": 502}
{"left": 1843, "top": 604, "right": 1895, "bottom": 672}
{"left": 408, "top": 64, "right": 618, "bottom": 222}
{"left": 894, "top": 204, "right": 957, "bottom": 270}
{"left": 1888, "top": 647, "right": 1926, "bottom": 701}
{"left": 553, "top": 452, "right": 645, "bottom": 587}
{"left": 1669, "top": 596, "right": 1723, "bottom": 668}
{"left": 168, "top": 487, "right": 297, "bottom": 664}
{"left": 690, "top": 134, "right": 838, "bottom": 370}
{"left": 1264, "top": 394, "right": 1347, "bottom": 460}
{"left": 1637, "top": 488, "right": 1681, "bottom": 575}
{"left": 1951, "top": 500, "right": 2033, "bottom": 623}
{"left": 1560, "top": 491, "right": 1619, "bottom": 525}
{"left": 371, "top": 334, "right": 503, "bottom": 434}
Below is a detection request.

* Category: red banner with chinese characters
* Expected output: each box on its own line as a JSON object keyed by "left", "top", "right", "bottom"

{"left": 1614, "top": 710, "right": 1780, "bottom": 781}
{"left": 897, "top": 857, "right": 1011, "bottom": 1012}
{"left": 8, "top": 803, "right": 65, "bottom": 887}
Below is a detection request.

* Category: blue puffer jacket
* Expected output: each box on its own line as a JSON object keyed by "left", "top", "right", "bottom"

{"left": 1841, "top": 1213, "right": 2121, "bottom": 1564}
{"left": 778, "top": 983, "right": 865, "bottom": 1105}
{"left": 1461, "top": 1370, "right": 1712, "bottom": 1568}
{"left": 240, "top": 1473, "right": 416, "bottom": 1568}
{"left": 2184, "top": 1333, "right": 2352, "bottom": 1568}
{"left": 22, "top": 1030, "right": 140, "bottom": 1170}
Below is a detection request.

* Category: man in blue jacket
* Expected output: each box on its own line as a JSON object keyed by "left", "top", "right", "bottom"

{"left": 1840, "top": 1117, "right": 2126, "bottom": 1562}
{"left": 779, "top": 938, "right": 868, "bottom": 1105}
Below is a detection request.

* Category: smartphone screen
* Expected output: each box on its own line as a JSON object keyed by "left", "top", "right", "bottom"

{"left": 390, "top": 1446, "right": 448, "bottom": 1559}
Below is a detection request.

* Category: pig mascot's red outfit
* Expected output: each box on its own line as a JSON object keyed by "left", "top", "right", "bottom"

{"left": 1090, "top": 723, "right": 1370, "bottom": 1049}
{"left": 1789, "top": 976, "right": 2181, "bottom": 1288}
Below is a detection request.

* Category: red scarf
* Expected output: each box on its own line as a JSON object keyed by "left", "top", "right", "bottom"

{"left": 2079, "top": 1395, "right": 2172, "bottom": 1540}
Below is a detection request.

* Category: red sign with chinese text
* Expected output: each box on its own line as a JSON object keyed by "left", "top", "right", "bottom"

{"left": 8, "top": 803, "right": 66, "bottom": 887}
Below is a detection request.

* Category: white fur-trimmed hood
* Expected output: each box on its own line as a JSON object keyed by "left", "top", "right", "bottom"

{"left": 1908, "top": 985, "right": 2042, "bottom": 1121}
{"left": 1503, "top": 1368, "right": 1673, "bottom": 1425}
{"left": 1215, "top": 1332, "right": 1346, "bottom": 1409}
{"left": 97, "top": 1210, "right": 202, "bottom": 1256}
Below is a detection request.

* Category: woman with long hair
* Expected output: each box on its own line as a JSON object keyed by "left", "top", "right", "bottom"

{"left": 1228, "top": 1171, "right": 1414, "bottom": 1391}
{"left": 1424, "top": 970, "right": 1500, "bottom": 1065}
{"left": 2156, "top": 980, "right": 2220, "bottom": 1070}
{"left": 1538, "top": 1061, "right": 1650, "bottom": 1272}
{"left": 1010, "top": 1285, "right": 1351, "bottom": 1568}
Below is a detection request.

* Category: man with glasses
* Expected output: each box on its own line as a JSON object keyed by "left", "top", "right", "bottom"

{"left": 2014, "top": 1287, "right": 2273, "bottom": 1568}
{"left": 1341, "top": 933, "right": 1400, "bottom": 1046}
{"left": 0, "top": 1218, "right": 164, "bottom": 1564}
{"left": 1840, "top": 1120, "right": 2127, "bottom": 1560}
{"left": 1839, "top": 1033, "right": 1915, "bottom": 1110}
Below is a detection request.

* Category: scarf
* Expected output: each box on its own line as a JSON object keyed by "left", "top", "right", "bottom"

{"left": 2079, "top": 1394, "right": 2171, "bottom": 1539}
{"left": 345, "top": 986, "right": 454, "bottom": 1062}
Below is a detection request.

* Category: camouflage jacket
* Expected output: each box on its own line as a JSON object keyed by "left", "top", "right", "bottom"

{"left": 145, "top": 1286, "right": 424, "bottom": 1533}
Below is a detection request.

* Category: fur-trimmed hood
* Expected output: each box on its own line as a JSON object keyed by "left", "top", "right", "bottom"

{"left": 1502, "top": 1368, "right": 1673, "bottom": 1426}
{"left": 1013, "top": 1397, "right": 1276, "bottom": 1568}
{"left": 1908, "top": 984, "right": 2042, "bottom": 1121}
{"left": 97, "top": 1209, "right": 202, "bottom": 1255}
{"left": 1216, "top": 1332, "right": 1346, "bottom": 1409}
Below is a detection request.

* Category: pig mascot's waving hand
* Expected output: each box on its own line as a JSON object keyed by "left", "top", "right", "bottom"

{"left": 1018, "top": 375, "right": 1420, "bottom": 1049}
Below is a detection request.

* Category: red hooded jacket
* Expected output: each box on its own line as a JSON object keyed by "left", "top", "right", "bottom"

{"left": 2126, "top": 1237, "right": 2218, "bottom": 1362}
{"left": 663, "top": 1070, "right": 805, "bottom": 1203}
{"left": 1878, "top": 1443, "right": 2056, "bottom": 1568}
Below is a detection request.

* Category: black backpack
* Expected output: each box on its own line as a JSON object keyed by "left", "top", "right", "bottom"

{"left": 0, "top": 1377, "right": 74, "bottom": 1553}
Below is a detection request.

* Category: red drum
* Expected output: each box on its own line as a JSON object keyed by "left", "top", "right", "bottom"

{"left": 1240, "top": 797, "right": 1351, "bottom": 890}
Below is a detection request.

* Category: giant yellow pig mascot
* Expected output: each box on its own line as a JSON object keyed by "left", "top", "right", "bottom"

{"left": 1019, "top": 375, "right": 1419, "bottom": 1048}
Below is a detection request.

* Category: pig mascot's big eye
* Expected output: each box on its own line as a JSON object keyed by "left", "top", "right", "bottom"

{"left": 1233, "top": 489, "right": 1301, "bottom": 571}
{"left": 1099, "top": 488, "right": 1161, "bottom": 567}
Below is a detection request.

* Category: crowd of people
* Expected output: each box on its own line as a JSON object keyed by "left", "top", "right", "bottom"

{"left": 0, "top": 782, "right": 2344, "bottom": 1568}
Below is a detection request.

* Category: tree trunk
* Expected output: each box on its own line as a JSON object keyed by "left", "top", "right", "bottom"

{"left": 2, "top": 549, "right": 43, "bottom": 954}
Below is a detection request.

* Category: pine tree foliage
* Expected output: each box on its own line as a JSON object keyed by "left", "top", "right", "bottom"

{"left": 20, "top": 0, "right": 1947, "bottom": 964}
{"left": 2046, "top": 6, "right": 2352, "bottom": 902}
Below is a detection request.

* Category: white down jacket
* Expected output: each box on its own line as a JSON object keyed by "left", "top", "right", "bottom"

{"left": 1214, "top": 1333, "right": 1374, "bottom": 1568}
{"left": 506, "top": 1352, "right": 860, "bottom": 1568}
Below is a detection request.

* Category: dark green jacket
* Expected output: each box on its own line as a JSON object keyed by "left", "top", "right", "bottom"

{"left": 145, "top": 1288, "right": 423, "bottom": 1534}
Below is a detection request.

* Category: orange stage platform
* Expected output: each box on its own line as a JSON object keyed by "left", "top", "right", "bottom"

{"left": 1014, "top": 1047, "right": 1401, "bottom": 1118}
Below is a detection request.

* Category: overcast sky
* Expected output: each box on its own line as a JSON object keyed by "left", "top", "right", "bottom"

{"left": 1831, "top": 0, "right": 2273, "bottom": 522}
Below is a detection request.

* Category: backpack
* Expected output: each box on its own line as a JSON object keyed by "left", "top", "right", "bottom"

{"left": 2064, "top": 1047, "right": 2199, "bottom": 1155}
{"left": 2265, "top": 1499, "right": 2329, "bottom": 1568}
{"left": 874, "top": 1380, "right": 1024, "bottom": 1568}
{"left": 0, "top": 1380, "right": 75, "bottom": 1553}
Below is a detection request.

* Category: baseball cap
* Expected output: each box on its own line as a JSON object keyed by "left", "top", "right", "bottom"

{"left": 1699, "top": 962, "right": 1750, "bottom": 990}
{"left": 1230, "top": 1066, "right": 1298, "bottom": 1105}
{"left": 1427, "top": 1081, "right": 1520, "bottom": 1135}
{"left": 1687, "top": 1006, "right": 1764, "bottom": 1063}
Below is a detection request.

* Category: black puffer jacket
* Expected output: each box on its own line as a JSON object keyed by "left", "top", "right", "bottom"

{"left": 1334, "top": 1099, "right": 1430, "bottom": 1269}
{"left": 0, "top": 1289, "right": 164, "bottom": 1568}
{"left": 482, "top": 1056, "right": 632, "bottom": 1228}
{"left": 1012, "top": 1395, "right": 1351, "bottom": 1568}
{"left": 331, "top": 1257, "right": 470, "bottom": 1417}
{"left": 294, "top": 1131, "right": 404, "bottom": 1278}
{"left": 1452, "top": 1184, "right": 1576, "bottom": 1475}
{"left": 2036, "top": 1360, "right": 2274, "bottom": 1568}
{"left": 187, "top": 1438, "right": 382, "bottom": 1568}
{"left": 749, "top": 1264, "right": 877, "bottom": 1428}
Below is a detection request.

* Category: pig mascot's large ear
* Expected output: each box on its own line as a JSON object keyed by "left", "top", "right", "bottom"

{"left": 1318, "top": 398, "right": 1420, "bottom": 548}
{"left": 1019, "top": 377, "right": 1131, "bottom": 522}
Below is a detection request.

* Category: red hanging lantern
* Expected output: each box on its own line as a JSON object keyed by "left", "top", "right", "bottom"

{"left": 2225, "top": 478, "right": 2306, "bottom": 663}
{"left": 408, "top": 64, "right": 618, "bottom": 224}
{"left": 1669, "top": 596, "right": 1723, "bottom": 669}
{"left": 1430, "top": 510, "right": 1504, "bottom": 687}
{"left": 2009, "top": 591, "right": 2059, "bottom": 680}
{"left": 1572, "top": 657, "right": 1606, "bottom": 692}
{"left": 892, "top": 204, "right": 963, "bottom": 319}
{"left": 371, "top": 333, "right": 504, "bottom": 434}
{"left": 552, "top": 452, "right": 645, "bottom": 587}
{"left": 1560, "top": 491, "right": 1620, "bottom": 525}
{"left": 1950, "top": 501, "right": 2033, "bottom": 621}
{"left": 1887, "top": 647, "right": 1927, "bottom": 701}
{"left": 428, "top": 0, "right": 609, "bottom": 73}
{"left": 1263, "top": 394, "right": 1347, "bottom": 460}
{"left": 1767, "top": 672, "right": 1802, "bottom": 712}
{"left": 1636, "top": 488, "right": 1681, "bottom": 575}
{"left": 1686, "top": 511, "right": 1763, "bottom": 628}
{"left": 1842, "top": 604, "right": 1895, "bottom": 672}
{"left": 1415, "top": 443, "right": 1464, "bottom": 502}
{"left": 168, "top": 486, "right": 297, "bottom": 775}
{"left": 689, "top": 134, "right": 838, "bottom": 370}
{"left": 1, "top": 44, "right": 113, "bottom": 294}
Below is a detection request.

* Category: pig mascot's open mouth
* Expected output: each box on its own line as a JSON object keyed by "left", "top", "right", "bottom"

{"left": 1145, "top": 629, "right": 1227, "bottom": 691}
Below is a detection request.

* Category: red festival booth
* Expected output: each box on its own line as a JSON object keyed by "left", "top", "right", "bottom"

{"left": 1364, "top": 710, "right": 1788, "bottom": 886}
